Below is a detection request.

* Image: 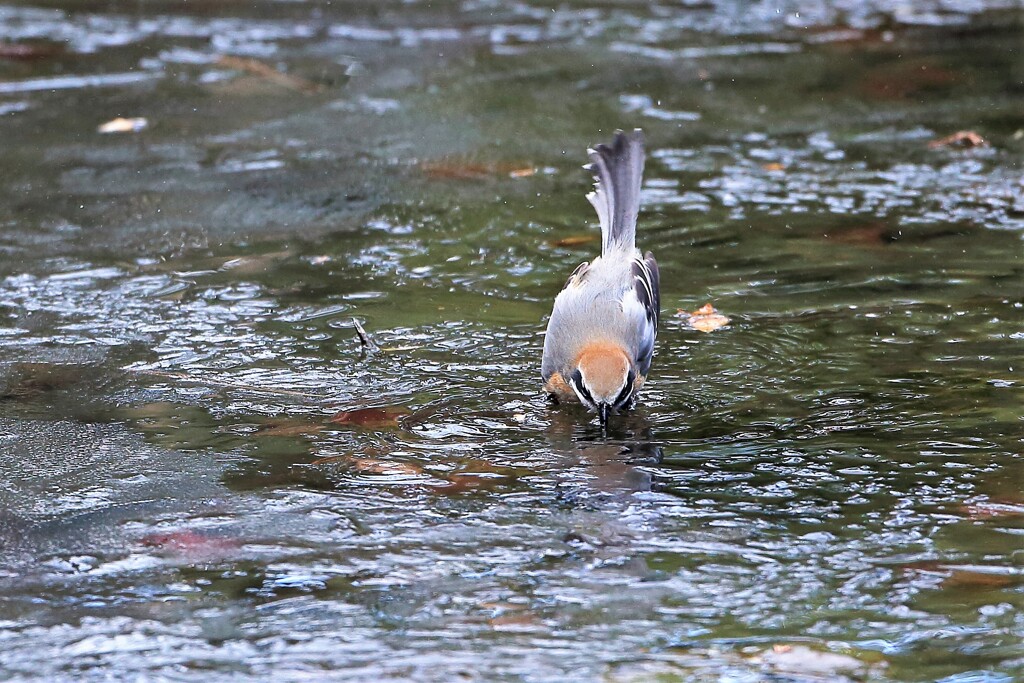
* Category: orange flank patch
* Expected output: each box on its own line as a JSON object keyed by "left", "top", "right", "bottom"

{"left": 544, "top": 371, "right": 577, "bottom": 401}
{"left": 576, "top": 341, "right": 630, "bottom": 398}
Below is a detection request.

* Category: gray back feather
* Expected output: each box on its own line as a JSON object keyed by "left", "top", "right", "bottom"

{"left": 586, "top": 129, "right": 645, "bottom": 255}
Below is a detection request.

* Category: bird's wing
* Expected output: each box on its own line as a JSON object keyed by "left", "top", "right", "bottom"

{"left": 627, "top": 252, "right": 659, "bottom": 376}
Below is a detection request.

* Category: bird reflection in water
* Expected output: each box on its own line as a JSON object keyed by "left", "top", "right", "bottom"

{"left": 542, "top": 406, "right": 662, "bottom": 497}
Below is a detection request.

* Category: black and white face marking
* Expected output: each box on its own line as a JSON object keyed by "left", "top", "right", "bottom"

{"left": 611, "top": 367, "right": 637, "bottom": 411}
{"left": 568, "top": 368, "right": 596, "bottom": 411}
{"left": 569, "top": 367, "right": 636, "bottom": 415}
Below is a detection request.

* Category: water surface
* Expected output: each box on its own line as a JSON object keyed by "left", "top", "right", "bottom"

{"left": 1, "top": 1, "right": 1022, "bottom": 681}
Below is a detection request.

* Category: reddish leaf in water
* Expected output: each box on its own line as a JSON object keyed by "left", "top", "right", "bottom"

{"left": 258, "top": 420, "right": 325, "bottom": 437}
{"left": 141, "top": 530, "right": 240, "bottom": 558}
{"left": 329, "top": 406, "right": 408, "bottom": 429}
{"left": 432, "top": 473, "right": 509, "bottom": 494}
{"left": 900, "top": 560, "right": 1020, "bottom": 590}
{"left": 822, "top": 222, "right": 893, "bottom": 246}
{"left": 419, "top": 158, "right": 534, "bottom": 180}
{"left": 761, "top": 162, "right": 786, "bottom": 172}
{"left": 959, "top": 500, "right": 1024, "bottom": 520}
{"left": 928, "top": 130, "right": 988, "bottom": 149}
{"left": 549, "top": 234, "right": 598, "bottom": 248}
{"left": 942, "top": 570, "right": 1016, "bottom": 590}
{"left": 0, "top": 42, "right": 64, "bottom": 60}
{"left": 215, "top": 55, "right": 322, "bottom": 94}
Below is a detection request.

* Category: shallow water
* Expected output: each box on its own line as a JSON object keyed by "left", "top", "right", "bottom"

{"left": 1, "top": 1, "right": 1022, "bottom": 681}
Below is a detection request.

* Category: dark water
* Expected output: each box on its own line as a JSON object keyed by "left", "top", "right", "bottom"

{"left": 1, "top": 1, "right": 1022, "bottom": 681}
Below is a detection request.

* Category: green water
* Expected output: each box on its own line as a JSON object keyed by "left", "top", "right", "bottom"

{"left": 0, "top": 1, "right": 1022, "bottom": 681}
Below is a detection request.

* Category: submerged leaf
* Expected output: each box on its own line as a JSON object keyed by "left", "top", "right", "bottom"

{"left": 0, "top": 42, "right": 64, "bottom": 60}
{"left": 215, "top": 55, "right": 323, "bottom": 94}
{"left": 821, "top": 221, "right": 894, "bottom": 246}
{"left": 928, "top": 130, "right": 988, "bottom": 149}
{"left": 329, "top": 406, "right": 409, "bottom": 429}
{"left": 419, "top": 158, "right": 536, "bottom": 180}
{"left": 959, "top": 499, "right": 1024, "bottom": 520}
{"left": 97, "top": 117, "right": 148, "bottom": 134}
{"left": 549, "top": 234, "right": 598, "bottom": 248}
{"left": 257, "top": 420, "right": 325, "bottom": 437}
{"left": 942, "top": 569, "right": 1017, "bottom": 590}
{"left": 352, "top": 458, "right": 422, "bottom": 476}
{"left": 141, "top": 530, "right": 240, "bottom": 558}
{"left": 678, "top": 303, "right": 730, "bottom": 332}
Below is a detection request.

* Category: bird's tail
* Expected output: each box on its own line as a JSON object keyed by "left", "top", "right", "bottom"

{"left": 586, "top": 129, "right": 645, "bottom": 256}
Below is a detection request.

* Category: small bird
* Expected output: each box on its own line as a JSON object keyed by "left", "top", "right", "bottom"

{"left": 541, "top": 129, "right": 660, "bottom": 426}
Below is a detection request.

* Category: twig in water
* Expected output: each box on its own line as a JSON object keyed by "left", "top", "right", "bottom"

{"left": 353, "top": 319, "right": 380, "bottom": 356}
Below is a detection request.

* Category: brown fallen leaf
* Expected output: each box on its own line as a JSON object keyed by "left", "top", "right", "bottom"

{"left": 900, "top": 560, "right": 1021, "bottom": 589}
{"left": 420, "top": 159, "right": 493, "bottom": 180}
{"left": 343, "top": 456, "right": 423, "bottom": 476}
{"left": 942, "top": 570, "right": 1017, "bottom": 590}
{"left": 928, "top": 130, "right": 988, "bottom": 149}
{"left": 678, "top": 303, "right": 730, "bottom": 332}
{"left": 216, "top": 55, "right": 322, "bottom": 94}
{"left": 257, "top": 420, "right": 326, "bottom": 437}
{"left": 549, "top": 234, "right": 598, "bottom": 248}
{"left": 419, "top": 158, "right": 534, "bottom": 180}
{"left": 821, "top": 221, "right": 894, "bottom": 246}
{"left": 431, "top": 472, "right": 511, "bottom": 494}
{"left": 97, "top": 117, "right": 148, "bottom": 134}
{"left": 761, "top": 162, "right": 786, "bottom": 172}
{"left": 311, "top": 456, "right": 423, "bottom": 479}
{"left": 329, "top": 406, "right": 409, "bottom": 429}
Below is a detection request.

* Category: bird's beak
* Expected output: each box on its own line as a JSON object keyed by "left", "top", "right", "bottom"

{"left": 597, "top": 403, "right": 610, "bottom": 427}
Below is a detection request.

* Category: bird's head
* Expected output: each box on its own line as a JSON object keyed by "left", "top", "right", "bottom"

{"left": 567, "top": 342, "right": 636, "bottom": 426}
